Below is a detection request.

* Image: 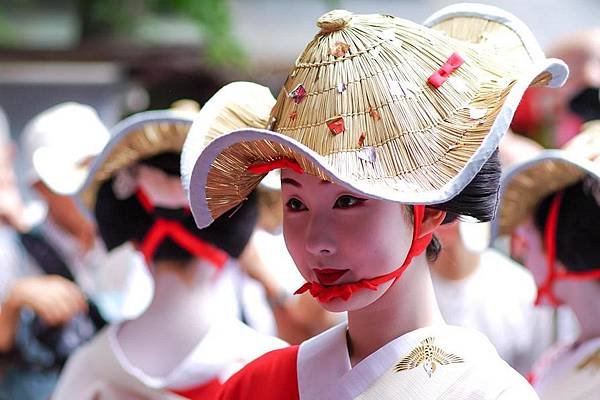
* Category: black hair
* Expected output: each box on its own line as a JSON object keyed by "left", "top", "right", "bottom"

{"left": 568, "top": 87, "right": 600, "bottom": 123}
{"left": 426, "top": 235, "right": 442, "bottom": 263}
{"left": 141, "top": 152, "right": 182, "bottom": 177}
{"left": 420, "top": 148, "right": 502, "bottom": 261}
{"left": 533, "top": 178, "right": 600, "bottom": 273}
{"left": 95, "top": 152, "right": 258, "bottom": 263}
{"left": 434, "top": 149, "right": 502, "bottom": 224}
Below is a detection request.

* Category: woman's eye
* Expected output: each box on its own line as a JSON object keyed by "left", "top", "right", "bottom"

{"left": 334, "top": 195, "right": 365, "bottom": 209}
{"left": 285, "top": 198, "right": 307, "bottom": 212}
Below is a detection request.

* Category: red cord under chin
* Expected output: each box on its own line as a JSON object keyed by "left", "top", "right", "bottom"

{"left": 535, "top": 192, "right": 600, "bottom": 307}
{"left": 295, "top": 205, "right": 432, "bottom": 303}
{"left": 535, "top": 192, "right": 563, "bottom": 307}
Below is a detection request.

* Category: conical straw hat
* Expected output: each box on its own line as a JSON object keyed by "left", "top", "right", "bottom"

{"left": 80, "top": 110, "right": 196, "bottom": 212}
{"left": 495, "top": 121, "right": 600, "bottom": 237}
{"left": 83, "top": 80, "right": 275, "bottom": 213}
{"left": 182, "top": 4, "right": 568, "bottom": 229}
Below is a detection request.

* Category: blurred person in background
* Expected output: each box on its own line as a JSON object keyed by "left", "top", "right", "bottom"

{"left": 17, "top": 102, "right": 151, "bottom": 326}
{"left": 433, "top": 127, "right": 576, "bottom": 375}
{"left": 496, "top": 121, "right": 600, "bottom": 399}
{"left": 431, "top": 221, "right": 555, "bottom": 375}
{"left": 0, "top": 104, "right": 109, "bottom": 400}
{"left": 498, "top": 128, "right": 545, "bottom": 168}
{"left": 53, "top": 87, "right": 285, "bottom": 400}
{"left": 512, "top": 28, "right": 600, "bottom": 147}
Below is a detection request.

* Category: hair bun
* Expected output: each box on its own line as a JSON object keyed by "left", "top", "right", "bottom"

{"left": 317, "top": 9, "right": 352, "bottom": 34}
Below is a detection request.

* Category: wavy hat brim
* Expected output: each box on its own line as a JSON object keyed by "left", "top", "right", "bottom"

{"left": 80, "top": 110, "right": 195, "bottom": 212}
{"left": 495, "top": 151, "right": 600, "bottom": 237}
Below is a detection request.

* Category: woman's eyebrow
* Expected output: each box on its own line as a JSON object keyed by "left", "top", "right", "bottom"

{"left": 281, "top": 178, "right": 302, "bottom": 188}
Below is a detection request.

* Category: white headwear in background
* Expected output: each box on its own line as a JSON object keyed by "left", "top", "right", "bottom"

{"left": 21, "top": 102, "right": 110, "bottom": 194}
{"left": 459, "top": 221, "right": 491, "bottom": 253}
{"left": 258, "top": 170, "right": 281, "bottom": 191}
{"left": 0, "top": 106, "right": 10, "bottom": 146}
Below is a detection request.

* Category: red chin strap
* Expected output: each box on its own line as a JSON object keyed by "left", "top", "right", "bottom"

{"left": 135, "top": 189, "right": 228, "bottom": 268}
{"left": 295, "top": 205, "right": 432, "bottom": 303}
{"left": 535, "top": 192, "right": 600, "bottom": 307}
{"left": 246, "top": 157, "right": 433, "bottom": 304}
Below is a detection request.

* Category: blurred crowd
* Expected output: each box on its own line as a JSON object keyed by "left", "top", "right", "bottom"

{"left": 0, "top": 10, "right": 599, "bottom": 400}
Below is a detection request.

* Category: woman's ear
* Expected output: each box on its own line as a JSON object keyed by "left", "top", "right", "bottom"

{"left": 420, "top": 208, "right": 446, "bottom": 238}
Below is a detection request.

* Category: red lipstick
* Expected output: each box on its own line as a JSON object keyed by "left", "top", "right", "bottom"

{"left": 313, "top": 268, "right": 349, "bottom": 285}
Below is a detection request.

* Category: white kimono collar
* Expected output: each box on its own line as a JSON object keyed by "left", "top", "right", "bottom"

{"left": 534, "top": 336, "right": 600, "bottom": 397}
{"left": 109, "top": 317, "right": 285, "bottom": 391}
{"left": 297, "top": 323, "right": 498, "bottom": 400}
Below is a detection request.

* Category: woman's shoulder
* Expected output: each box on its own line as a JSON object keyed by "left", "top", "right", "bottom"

{"left": 429, "top": 324, "right": 499, "bottom": 354}
{"left": 434, "top": 324, "right": 525, "bottom": 367}
{"left": 531, "top": 337, "right": 600, "bottom": 399}
{"left": 63, "top": 323, "right": 115, "bottom": 367}
{"left": 422, "top": 325, "right": 538, "bottom": 398}
{"left": 218, "top": 345, "right": 300, "bottom": 400}
{"left": 51, "top": 326, "right": 117, "bottom": 399}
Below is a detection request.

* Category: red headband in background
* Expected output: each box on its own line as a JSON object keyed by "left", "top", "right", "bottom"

{"left": 135, "top": 189, "right": 228, "bottom": 269}
{"left": 535, "top": 192, "right": 600, "bottom": 306}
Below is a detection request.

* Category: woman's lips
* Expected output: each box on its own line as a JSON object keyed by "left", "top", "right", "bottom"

{"left": 313, "top": 268, "right": 350, "bottom": 285}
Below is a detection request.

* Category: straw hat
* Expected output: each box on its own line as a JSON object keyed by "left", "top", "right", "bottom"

{"left": 183, "top": 4, "right": 568, "bottom": 228}
{"left": 80, "top": 109, "right": 196, "bottom": 211}
{"left": 21, "top": 102, "right": 110, "bottom": 195}
{"left": 495, "top": 121, "right": 600, "bottom": 237}
{"left": 180, "top": 82, "right": 276, "bottom": 193}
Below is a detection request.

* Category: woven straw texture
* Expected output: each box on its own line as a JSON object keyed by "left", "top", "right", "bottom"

{"left": 497, "top": 121, "right": 600, "bottom": 236}
{"left": 180, "top": 82, "right": 276, "bottom": 200}
{"left": 81, "top": 116, "right": 192, "bottom": 211}
{"left": 182, "top": 82, "right": 275, "bottom": 165}
{"left": 201, "top": 9, "right": 556, "bottom": 220}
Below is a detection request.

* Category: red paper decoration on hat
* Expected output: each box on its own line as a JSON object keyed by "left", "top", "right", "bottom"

{"left": 289, "top": 84, "right": 307, "bottom": 104}
{"left": 428, "top": 52, "right": 464, "bottom": 88}
{"left": 326, "top": 116, "right": 345, "bottom": 135}
{"left": 358, "top": 132, "right": 366, "bottom": 147}
{"left": 329, "top": 41, "right": 351, "bottom": 58}
{"left": 368, "top": 107, "right": 381, "bottom": 121}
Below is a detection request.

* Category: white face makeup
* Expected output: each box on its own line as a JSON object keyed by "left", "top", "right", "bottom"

{"left": 515, "top": 216, "right": 569, "bottom": 305}
{"left": 136, "top": 164, "right": 188, "bottom": 209}
{"left": 280, "top": 169, "right": 414, "bottom": 312}
{"left": 515, "top": 218, "right": 547, "bottom": 287}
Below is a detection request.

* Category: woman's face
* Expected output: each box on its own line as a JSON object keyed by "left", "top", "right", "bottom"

{"left": 281, "top": 169, "right": 414, "bottom": 312}
{"left": 515, "top": 218, "right": 547, "bottom": 287}
{"left": 514, "top": 216, "right": 569, "bottom": 305}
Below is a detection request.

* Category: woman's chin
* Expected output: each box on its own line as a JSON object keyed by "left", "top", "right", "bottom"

{"left": 318, "top": 285, "right": 390, "bottom": 313}
{"left": 319, "top": 298, "right": 354, "bottom": 313}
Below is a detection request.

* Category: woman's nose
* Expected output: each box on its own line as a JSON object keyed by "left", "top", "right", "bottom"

{"left": 304, "top": 213, "right": 337, "bottom": 256}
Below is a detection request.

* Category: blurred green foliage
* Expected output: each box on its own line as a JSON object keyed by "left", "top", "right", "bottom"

{"left": 0, "top": 0, "right": 244, "bottom": 68}
{"left": 0, "top": 0, "right": 339, "bottom": 68}
{"left": 161, "top": 0, "right": 245, "bottom": 68}
{"left": 82, "top": 0, "right": 245, "bottom": 68}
